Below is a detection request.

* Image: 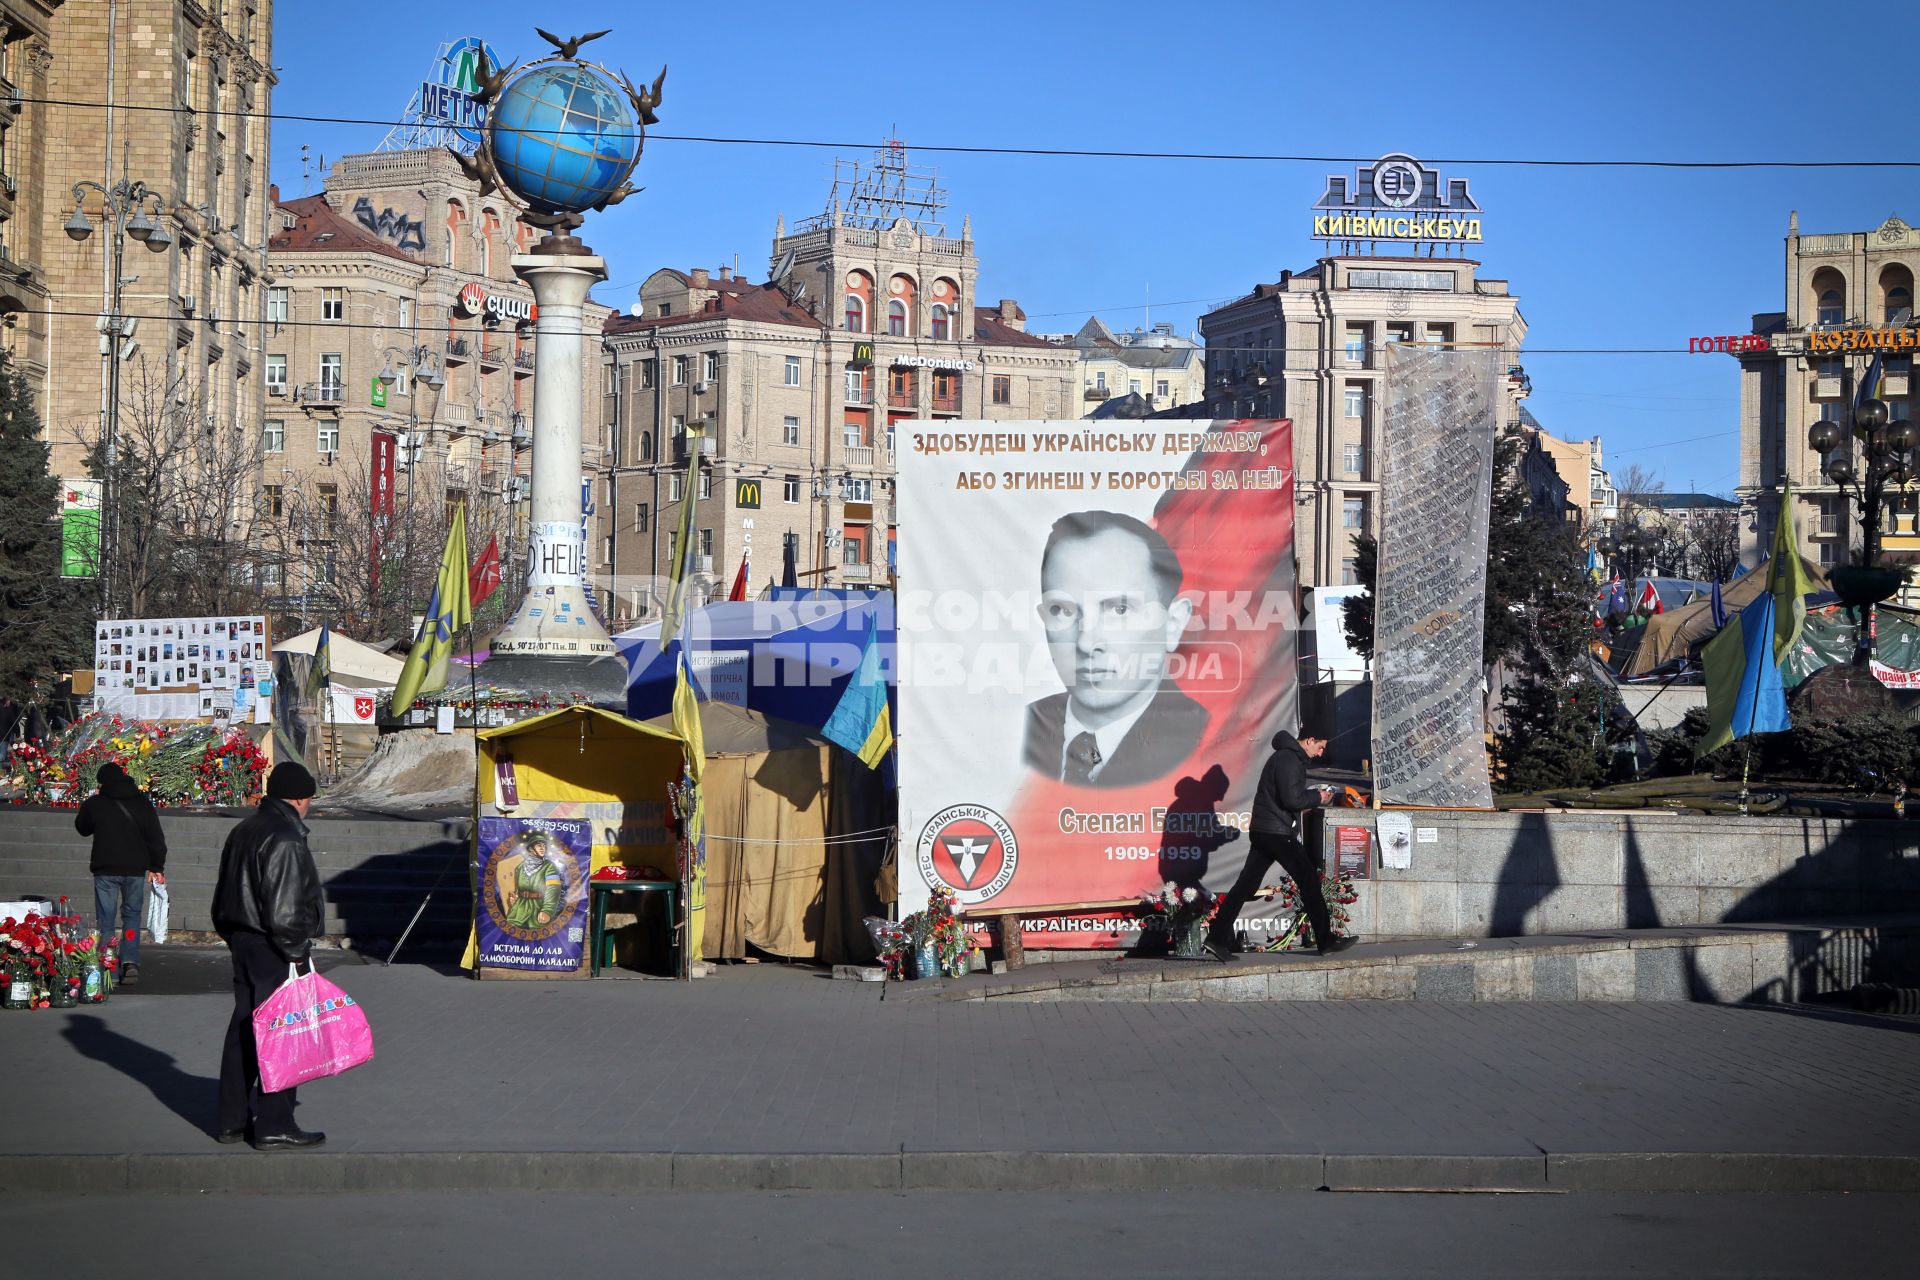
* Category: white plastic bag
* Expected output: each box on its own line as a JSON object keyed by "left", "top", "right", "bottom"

{"left": 145, "top": 879, "right": 169, "bottom": 944}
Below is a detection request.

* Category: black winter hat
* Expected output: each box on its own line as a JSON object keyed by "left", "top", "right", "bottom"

{"left": 265, "top": 762, "right": 317, "bottom": 800}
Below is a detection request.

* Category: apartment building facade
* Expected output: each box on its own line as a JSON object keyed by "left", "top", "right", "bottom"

{"left": 1199, "top": 255, "right": 1527, "bottom": 586}
{"left": 0, "top": 1, "right": 64, "bottom": 410}
{"left": 1735, "top": 212, "right": 1917, "bottom": 572}
{"left": 262, "top": 147, "right": 609, "bottom": 609}
{"left": 600, "top": 146, "right": 1076, "bottom": 618}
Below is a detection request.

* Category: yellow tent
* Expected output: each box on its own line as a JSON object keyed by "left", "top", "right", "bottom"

{"left": 462, "top": 705, "right": 699, "bottom": 978}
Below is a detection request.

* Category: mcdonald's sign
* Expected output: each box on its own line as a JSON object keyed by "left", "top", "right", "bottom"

{"left": 850, "top": 341, "right": 875, "bottom": 368}
{"left": 735, "top": 478, "right": 763, "bottom": 509}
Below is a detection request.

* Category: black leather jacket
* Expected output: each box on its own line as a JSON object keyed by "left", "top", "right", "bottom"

{"left": 211, "top": 797, "right": 323, "bottom": 962}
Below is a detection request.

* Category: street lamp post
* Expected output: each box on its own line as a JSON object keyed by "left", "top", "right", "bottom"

{"left": 65, "top": 179, "right": 171, "bottom": 617}
{"left": 1808, "top": 391, "right": 1916, "bottom": 660}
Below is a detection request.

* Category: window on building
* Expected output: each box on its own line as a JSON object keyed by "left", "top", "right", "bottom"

{"left": 702, "top": 352, "right": 718, "bottom": 382}
{"left": 261, "top": 484, "right": 284, "bottom": 519}
{"left": 700, "top": 528, "right": 713, "bottom": 559}
{"left": 668, "top": 531, "right": 678, "bottom": 562}
{"left": 1344, "top": 386, "right": 1365, "bottom": 418}
{"left": 885, "top": 420, "right": 897, "bottom": 454}
{"left": 263, "top": 419, "right": 284, "bottom": 454}
{"left": 1342, "top": 496, "right": 1366, "bottom": 529}
{"left": 266, "top": 287, "right": 288, "bottom": 324}
{"left": 398, "top": 298, "right": 411, "bottom": 331}
{"left": 637, "top": 360, "right": 655, "bottom": 390}
{"left": 1818, "top": 539, "right": 1836, "bottom": 566}
{"left": 321, "top": 288, "right": 344, "bottom": 321}
{"left": 316, "top": 418, "right": 339, "bottom": 454}
{"left": 317, "top": 485, "right": 339, "bottom": 536}
{"left": 1888, "top": 286, "right": 1913, "bottom": 324}
{"left": 1818, "top": 356, "right": 1843, "bottom": 380}
{"left": 784, "top": 355, "right": 801, "bottom": 386}
{"left": 843, "top": 477, "right": 874, "bottom": 503}
{"left": 636, "top": 503, "right": 649, "bottom": 532}
{"left": 640, "top": 431, "right": 654, "bottom": 462}
{"left": 1343, "top": 441, "right": 1365, "bottom": 474}
{"left": 991, "top": 375, "right": 1011, "bottom": 405}
{"left": 845, "top": 367, "right": 867, "bottom": 402}
{"left": 1386, "top": 322, "right": 1414, "bottom": 345}
{"left": 1095, "top": 370, "right": 1107, "bottom": 391}
{"left": 844, "top": 295, "right": 865, "bottom": 333}
{"left": 1820, "top": 498, "right": 1841, "bottom": 535}
{"left": 669, "top": 472, "right": 683, "bottom": 502}
{"left": 1818, "top": 289, "right": 1845, "bottom": 326}
{"left": 262, "top": 563, "right": 283, "bottom": 588}
{"left": 784, "top": 415, "right": 801, "bottom": 445}
{"left": 887, "top": 299, "right": 907, "bottom": 337}
{"left": 671, "top": 355, "right": 688, "bottom": 385}
{"left": 699, "top": 472, "right": 713, "bottom": 500}
{"left": 844, "top": 419, "right": 865, "bottom": 449}
{"left": 889, "top": 367, "right": 914, "bottom": 402}
{"left": 319, "top": 548, "right": 338, "bottom": 587}
{"left": 1424, "top": 322, "right": 1453, "bottom": 348}
{"left": 318, "top": 353, "right": 342, "bottom": 398}
{"left": 1341, "top": 557, "right": 1359, "bottom": 585}
{"left": 656, "top": 302, "right": 672, "bottom": 317}
{"left": 933, "top": 370, "right": 958, "bottom": 407}
{"left": 1344, "top": 326, "right": 1367, "bottom": 365}
{"left": 930, "top": 303, "right": 950, "bottom": 340}
{"left": 783, "top": 474, "right": 800, "bottom": 504}
{"left": 1156, "top": 379, "right": 1169, "bottom": 399}
{"left": 1128, "top": 379, "right": 1141, "bottom": 395}
{"left": 843, "top": 525, "right": 867, "bottom": 565}
{"left": 265, "top": 354, "right": 286, "bottom": 395}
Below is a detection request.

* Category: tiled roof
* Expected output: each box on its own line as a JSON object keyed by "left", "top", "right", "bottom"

{"left": 1637, "top": 492, "right": 1739, "bottom": 511}
{"left": 973, "top": 307, "right": 1055, "bottom": 348}
{"left": 604, "top": 282, "right": 824, "bottom": 336}
{"left": 269, "top": 195, "right": 419, "bottom": 264}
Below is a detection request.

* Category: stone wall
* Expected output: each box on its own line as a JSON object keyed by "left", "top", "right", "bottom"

{"left": 0, "top": 807, "right": 471, "bottom": 955}
{"left": 1310, "top": 809, "right": 1920, "bottom": 940}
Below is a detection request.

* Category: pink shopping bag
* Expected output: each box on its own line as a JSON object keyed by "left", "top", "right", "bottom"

{"left": 252, "top": 962, "right": 374, "bottom": 1093}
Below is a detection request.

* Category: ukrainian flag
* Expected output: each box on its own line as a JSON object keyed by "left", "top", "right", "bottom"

{"left": 390, "top": 505, "right": 472, "bottom": 715}
{"left": 1695, "top": 592, "right": 1790, "bottom": 758}
{"left": 1766, "top": 479, "right": 1814, "bottom": 666}
{"left": 821, "top": 613, "right": 893, "bottom": 768}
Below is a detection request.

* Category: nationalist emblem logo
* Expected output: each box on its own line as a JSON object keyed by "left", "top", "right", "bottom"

{"left": 916, "top": 804, "right": 1018, "bottom": 905}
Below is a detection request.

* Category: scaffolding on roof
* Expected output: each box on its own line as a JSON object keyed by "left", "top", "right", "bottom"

{"left": 799, "top": 139, "right": 948, "bottom": 237}
{"left": 377, "top": 39, "right": 495, "bottom": 155}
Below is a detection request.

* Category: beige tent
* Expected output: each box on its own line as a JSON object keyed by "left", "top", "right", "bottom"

{"left": 1623, "top": 555, "right": 1830, "bottom": 677}
{"left": 642, "top": 702, "right": 891, "bottom": 964}
{"left": 277, "top": 627, "right": 406, "bottom": 688}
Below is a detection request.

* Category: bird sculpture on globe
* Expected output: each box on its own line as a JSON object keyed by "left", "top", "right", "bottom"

{"left": 457, "top": 28, "right": 664, "bottom": 236}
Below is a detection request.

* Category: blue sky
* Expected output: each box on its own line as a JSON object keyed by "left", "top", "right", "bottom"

{"left": 272, "top": 1, "right": 1912, "bottom": 497}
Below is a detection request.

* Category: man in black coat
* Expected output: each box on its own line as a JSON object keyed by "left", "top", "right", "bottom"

{"left": 1023, "top": 511, "right": 1209, "bottom": 787}
{"left": 74, "top": 763, "right": 167, "bottom": 985}
{"left": 1204, "top": 731, "right": 1357, "bottom": 961}
{"left": 212, "top": 762, "right": 327, "bottom": 1150}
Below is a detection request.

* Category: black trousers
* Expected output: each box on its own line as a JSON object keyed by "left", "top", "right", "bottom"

{"left": 218, "top": 930, "right": 300, "bottom": 1135}
{"left": 1208, "top": 829, "right": 1336, "bottom": 951}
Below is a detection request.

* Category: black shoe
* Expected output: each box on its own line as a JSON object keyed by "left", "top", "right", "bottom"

{"left": 250, "top": 1128, "right": 326, "bottom": 1151}
{"left": 1318, "top": 936, "right": 1358, "bottom": 957}
{"left": 1202, "top": 940, "right": 1235, "bottom": 963}
{"left": 215, "top": 1127, "right": 248, "bottom": 1145}
{"left": 119, "top": 964, "right": 139, "bottom": 986}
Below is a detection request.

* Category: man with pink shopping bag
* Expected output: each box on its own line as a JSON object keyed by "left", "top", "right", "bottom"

{"left": 211, "top": 763, "right": 334, "bottom": 1150}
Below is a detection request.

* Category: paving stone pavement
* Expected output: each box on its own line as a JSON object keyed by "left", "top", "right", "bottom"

{"left": 2, "top": 947, "right": 1918, "bottom": 1166}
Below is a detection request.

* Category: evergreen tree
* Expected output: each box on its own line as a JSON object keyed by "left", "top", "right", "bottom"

{"left": 0, "top": 355, "right": 91, "bottom": 702}
{"left": 1339, "top": 530, "right": 1377, "bottom": 662}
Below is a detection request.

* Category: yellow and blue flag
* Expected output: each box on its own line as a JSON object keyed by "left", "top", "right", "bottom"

{"left": 1696, "top": 593, "right": 1790, "bottom": 758}
{"left": 658, "top": 436, "right": 705, "bottom": 653}
{"left": 1766, "top": 479, "right": 1814, "bottom": 666}
{"left": 390, "top": 504, "right": 472, "bottom": 715}
{"left": 820, "top": 613, "right": 893, "bottom": 768}
{"left": 304, "top": 621, "right": 332, "bottom": 698}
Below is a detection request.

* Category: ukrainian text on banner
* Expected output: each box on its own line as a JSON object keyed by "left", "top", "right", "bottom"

{"left": 896, "top": 420, "right": 1297, "bottom": 948}
{"left": 475, "top": 815, "right": 592, "bottom": 972}
{"left": 1371, "top": 346, "right": 1501, "bottom": 808}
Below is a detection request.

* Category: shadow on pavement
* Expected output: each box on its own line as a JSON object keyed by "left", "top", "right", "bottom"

{"left": 61, "top": 1012, "right": 217, "bottom": 1136}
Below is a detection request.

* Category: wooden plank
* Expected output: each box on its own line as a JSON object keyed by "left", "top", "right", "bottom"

{"left": 960, "top": 897, "right": 1139, "bottom": 919}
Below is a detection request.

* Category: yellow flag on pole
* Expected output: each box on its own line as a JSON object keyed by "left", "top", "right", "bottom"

{"left": 389, "top": 504, "right": 473, "bottom": 715}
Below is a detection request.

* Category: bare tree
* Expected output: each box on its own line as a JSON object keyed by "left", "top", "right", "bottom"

{"left": 1615, "top": 464, "right": 1666, "bottom": 502}
{"left": 1687, "top": 508, "right": 1743, "bottom": 584}
{"left": 75, "top": 356, "right": 299, "bottom": 621}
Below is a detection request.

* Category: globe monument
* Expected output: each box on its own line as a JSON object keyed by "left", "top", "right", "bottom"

{"left": 453, "top": 30, "right": 664, "bottom": 683}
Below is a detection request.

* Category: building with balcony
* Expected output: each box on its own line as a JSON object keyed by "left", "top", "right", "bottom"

{"left": 41, "top": 0, "right": 273, "bottom": 487}
{"left": 0, "top": 2, "right": 63, "bottom": 412}
{"left": 1199, "top": 255, "right": 1527, "bottom": 586}
{"left": 599, "top": 143, "right": 1076, "bottom": 616}
{"left": 1046, "top": 317, "right": 1206, "bottom": 413}
{"left": 1736, "top": 211, "right": 1918, "bottom": 572}
{"left": 262, "top": 147, "right": 609, "bottom": 611}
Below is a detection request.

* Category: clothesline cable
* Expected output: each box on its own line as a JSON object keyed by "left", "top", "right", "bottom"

{"left": 700, "top": 825, "right": 897, "bottom": 846}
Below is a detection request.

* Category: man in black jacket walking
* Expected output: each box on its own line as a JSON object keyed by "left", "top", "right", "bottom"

{"left": 75, "top": 763, "right": 167, "bottom": 984}
{"left": 1204, "top": 732, "right": 1357, "bottom": 961}
{"left": 212, "top": 762, "right": 326, "bottom": 1150}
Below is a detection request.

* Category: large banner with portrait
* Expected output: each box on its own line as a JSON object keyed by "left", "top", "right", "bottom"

{"left": 897, "top": 420, "right": 1297, "bottom": 947}
{"left": 475, "top": 816, "right": 593, "bottom": 972}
